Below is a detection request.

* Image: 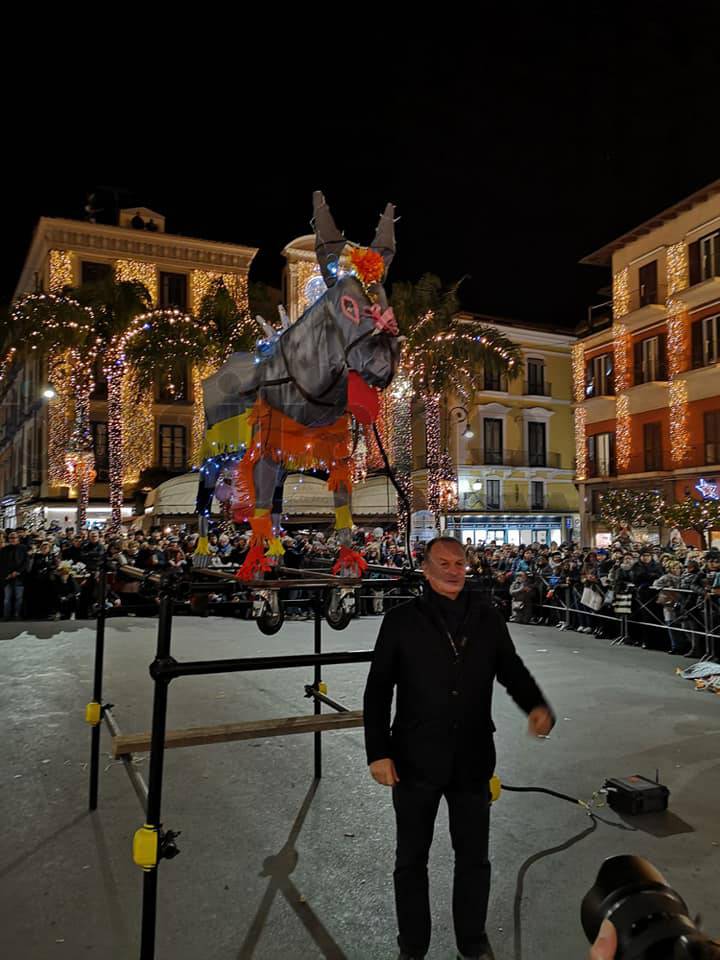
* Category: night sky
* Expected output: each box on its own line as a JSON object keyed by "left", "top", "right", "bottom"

{"left": 4, "top": 11, "right": 719, "bottom": 329}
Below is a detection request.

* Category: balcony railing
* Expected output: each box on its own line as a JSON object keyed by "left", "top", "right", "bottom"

{"left": 457, "top": 492, "right": 560, "bottom": 512}
{"left": 465, "top": 449, "right": 562, "bottom": 468}
{"left": 480, "top": 374, "right": 508, "bottom": 392}
{"left": 618, "top": 442, "right": 720, "bottom": 475}
{"left": 625, "top": 282, "right": 668, "bottom": 314}
{"left": 523, "top": 380, "right": 552, "bottom": 397}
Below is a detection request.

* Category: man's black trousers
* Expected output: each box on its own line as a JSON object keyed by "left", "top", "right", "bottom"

{"left": 392, "top": 778, "right": 491, "bottom": 958}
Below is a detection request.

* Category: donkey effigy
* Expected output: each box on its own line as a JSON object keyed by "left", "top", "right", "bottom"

{"left": 194, "top": 191, "right": 400, "bottom": 579}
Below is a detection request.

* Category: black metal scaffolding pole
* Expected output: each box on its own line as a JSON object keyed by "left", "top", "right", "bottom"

{"left": 140, "top": 592, "right": 175, "bottom": 960}
{"left": 89, "top": 562, "right": 108, "bottom": 811}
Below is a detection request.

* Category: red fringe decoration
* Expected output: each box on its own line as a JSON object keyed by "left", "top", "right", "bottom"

{"left": 331, "top": 546, "right": 369, "bottom": 577}
{"left": 235, "top": 544, "right": 272, "bottom": 581}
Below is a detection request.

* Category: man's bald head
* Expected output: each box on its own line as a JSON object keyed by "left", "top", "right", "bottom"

{"left": 422, "top": 537, "right": 467, "bottom": 599}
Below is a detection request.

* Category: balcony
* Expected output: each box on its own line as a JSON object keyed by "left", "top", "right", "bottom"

{"left": 465, "top": 449, "right": 562, "bottom": 469}
{"left": 618, "top": 442, "right": 720, "bottom": 476}
{"left": 479, "top": 374, "right": 508, "bottom": 393}
{"left": 457, "top": 491, "right": 562, "bottom": 512}
{"left": 620, "top": 284, "right": 667, "bottom": 329}
{"left": 523, "top": 380, "right": 552, "bottom": 397}
{"left": 587, "top": 458, "right": 616, "bottom": 479}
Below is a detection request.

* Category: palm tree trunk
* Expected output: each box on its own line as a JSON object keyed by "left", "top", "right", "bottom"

{"left": 424, "top": 392, "right": 441, "bottom": 526}
{"left": 388, "top": 375, "right": 413, "bottom": 536}
{"left": 107, "top": 358, "right": 123, "bottom": 535}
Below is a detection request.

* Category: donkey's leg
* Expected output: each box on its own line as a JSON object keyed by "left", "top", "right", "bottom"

{"left": 332, "top": 476, "right": 353, "bottom": 548}
{"left": 250, "top": 456, "right": 286, "bottom": 556}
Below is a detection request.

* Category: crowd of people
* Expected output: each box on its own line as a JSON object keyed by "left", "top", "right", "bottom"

{"left": 462, "top": 538, "right": 720, "bottom": 656}
{"left": 1, "top": 522, "right": 719, "bottom": 657}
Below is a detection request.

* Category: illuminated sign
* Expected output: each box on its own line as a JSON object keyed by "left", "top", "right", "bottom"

{"left": 695, "top": 478, "right": 720, "bottom": 501}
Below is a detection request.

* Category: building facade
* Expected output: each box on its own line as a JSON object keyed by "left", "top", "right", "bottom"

{"left": 575, "top": 179, "right": 720, "bottom": 548}
{"left": 439, "top": 318, "right": 579, "bottom": 546}
{"left": 0, "top": 208, "right": 256, "bottom": 528}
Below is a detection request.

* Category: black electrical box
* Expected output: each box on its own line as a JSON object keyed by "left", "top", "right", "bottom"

{"left": 604, "top": 775, "right": 670, "bottom": 816}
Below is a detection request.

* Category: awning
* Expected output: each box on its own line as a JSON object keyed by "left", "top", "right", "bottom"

{"left": 143, "top": 471, "right": 397, "bottom": 519}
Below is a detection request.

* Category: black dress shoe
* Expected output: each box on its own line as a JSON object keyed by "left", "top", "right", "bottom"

{"left": 458, "top": 935, "right": 496, "bottom": 959}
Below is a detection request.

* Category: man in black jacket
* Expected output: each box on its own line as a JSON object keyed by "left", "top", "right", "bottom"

{"left": 363, "top": 537, "right": 554, "bottom": 960}
{"left": 0, "top": 531, "right": 30, "bottom": 619}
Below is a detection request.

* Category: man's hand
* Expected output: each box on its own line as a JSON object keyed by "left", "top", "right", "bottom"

{"left": 589, "top": 919, "right": 617, "bottom": 959}
{"left": 528, "top": 706, "right": 554, "bottom": 737}
{"left": 369, "top": 758, "right": 400, "bottom": 786}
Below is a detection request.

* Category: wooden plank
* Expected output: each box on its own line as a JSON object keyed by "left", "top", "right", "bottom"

{"left": 112, "top": 710, "right": 364, "bottom": 757}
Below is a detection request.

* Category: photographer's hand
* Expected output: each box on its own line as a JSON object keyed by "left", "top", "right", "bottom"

{"left": 589, "top": 919, "right": 617, "bottom": 960}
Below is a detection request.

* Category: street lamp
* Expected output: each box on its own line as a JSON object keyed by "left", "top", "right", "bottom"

{"left": 449, "top": 405, "right": 474, "bottom": 439}
{"left": 42, "top": 386, "right": 56, "bottom": 399}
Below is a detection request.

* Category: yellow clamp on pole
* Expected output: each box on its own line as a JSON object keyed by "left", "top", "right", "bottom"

{"left": 133, "top": 825, "right": 159, "bottom": 871}
{"left": 317, "top": 682, "right": 328, "bottom": 695}
{"left": 85, "top": 701, "right": 102, "bottom": 726}
{"left": 489, "top": 774, "right": 502, "bottom": 803}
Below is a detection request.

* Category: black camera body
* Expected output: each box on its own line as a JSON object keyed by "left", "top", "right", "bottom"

{"left": 582, "top": 856, "right": 720, "bottom": 959}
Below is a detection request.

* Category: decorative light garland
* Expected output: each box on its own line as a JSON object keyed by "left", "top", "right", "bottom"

{"left": 615, "top": 393, "right": 631, "bottom": 472}
{"left": 191, "top": 362, "right": 218, "bottom": 466}
{"left": 191, "top": 269, "right": 249, "bottom": 318}
{"left": 572, "top": 342, "right": 585, "bottom": 403}
{"left": 49, "top": 249, "right": 73, "bottom": 292}
{"left": 47, "top": 351, "right": 74, "bottom": 485}
{"left": 612, "top": 267, "right": 630, "bottom": 319}
{"left": 599, "top": 488, "right": 664, "bottom": 531}
{"left": 574, "top": 406, "right": 587, "bottom": 481}
{"left": 425, "top": 393, "right": 442, "bottom": 519}
{"left": 120, "top": 367, "right": 154, "bottom": 483}
{"left": 666, "top": 242, "right": 688, "bottom": 296}
{"left": 438, "top": 449, "right": 458, "bottom": 512}
{"left": 115, "top": 259, "right": 158, "bottom": 303}
{"left": 388, "top": 372, "right": 413, "bottom": 534}
{"left": 352, "top": 425, "right": 368, "bottom": 484}
{"left": 669, "top": 379, "right": 691, "bottom": 466}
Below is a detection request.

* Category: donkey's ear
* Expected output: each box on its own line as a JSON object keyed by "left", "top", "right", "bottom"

{"left": 312, "top": 191, "right": 346, "bottom": 287}
{"left": 370, "top": 203, "right": 396, "bottom": 273}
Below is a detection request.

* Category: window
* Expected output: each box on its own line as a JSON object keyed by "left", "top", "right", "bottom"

{"left": 689, "top": 231, "right": 720, "bottom": 285}
{"left": 691, "top": 314, "right": 720, "bottom": 368}
{"left": 483, "top": 418, "right": 503, "bottom": 465}
{"left": 486, "top": 479, "right": 501, "bottom": 509}
{"left": 159, "top": 272, "right": 188, "bottom": 310}
{"left": 633, "top": 334, "right": 667, "bottom": 383}
{"left": 91, "top": 422, "right": 109, "bottom": 481}
{"left": 585, "top": 353, "right": 615, "bottom": 397}
{"left": 591, "top": 489, "right": 605, "bottom": 515}
{"left": 526, "top": 358, "right": 546, "bottom": 395}
{"left": 705, "top": 410, "right": 720, "bottom": 465}
{"left": 531, "top": 481, "right": 544, "bottom": 509}
{"left": 643, "top": 422, "right": 663, "bottom": 471}
{"left": 483, "top": 369, "right": 507, "bottom": 392}
{"left": 638, "top": 260, "right": 659, "bottom": 306}
{"left": 528, "top": 421, "right": 547, "bottom": 467}
{"left": 587, "top": 432, "right": 616, "bottom": 477}
{"left": 159, "top": 425, "right": 187, "bottom": 470}
{"left": 81, "top": 260, "right": 114, "bottom": 286}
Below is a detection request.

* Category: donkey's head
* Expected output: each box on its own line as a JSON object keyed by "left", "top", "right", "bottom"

{"left": 312, "top": 192, "right": 400, "bottom": 420}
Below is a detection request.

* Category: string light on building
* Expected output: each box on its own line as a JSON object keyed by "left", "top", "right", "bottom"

{"left": 615, "top": 393, "right": 631, "bottom": 472}
{"left": 115, "top": 259, "right": 158, "bottom": 303}
{"left": 388, "top": 371, "right": 413, "bottom": 534}
{"left": 669, "top": 379, "right": 691, "bottom": 466}
{"left": 574, "top": 406, "right": 587, "bottom": 481}
{"left": 572, "top": 342, "right": 585, "bottom": 403}
{"left": 191, "top": 362, "right": 218, "bottom": 466}
{"left": 191, "top": 269, "right": 249, "bottom": 317}
{"left": 120, "top": 367, "right": 154, "bottom": 482}
{"left": 438, "top": 449, "right": 458, "bottom": 512}
{"left": 666, "top": 242, "right": 688, "bottom": 296}
{"left": 49, "top": 249, "right": 73, "bottom": 291}
{"left": 612, "top": 322, "right": 631, "bottom": 393}
{"left": 352, "top": 426, "right": 368, "bottom": 484}
{"left": 667, "top": 299, "right": 690, "bottom": 378}
{"left": 47, "top": 351, "right": 74, "bottom": 484}
{"left": 612, "top": 267, "right": 630, "bottom": 319}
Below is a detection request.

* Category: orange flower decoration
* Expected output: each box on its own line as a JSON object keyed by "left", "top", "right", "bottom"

{"left": 349, "top": 247, "right": 385, "bottom": 287}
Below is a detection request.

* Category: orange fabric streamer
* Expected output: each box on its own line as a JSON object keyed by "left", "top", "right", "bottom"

{"left": 328, "top": 462, "right": 352, "bottom": 494}
{"left": 249, "top": 399, "right": 351, "bottom": 468}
